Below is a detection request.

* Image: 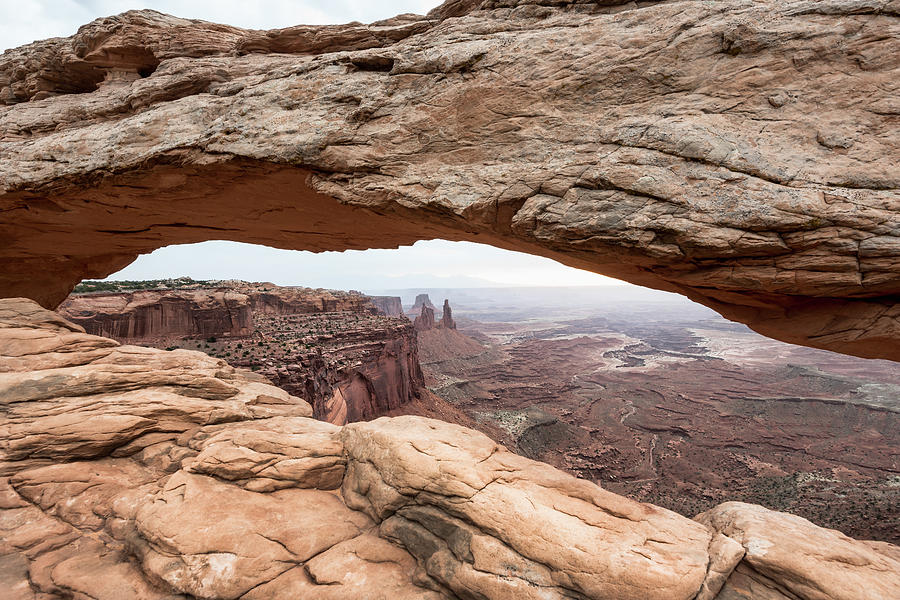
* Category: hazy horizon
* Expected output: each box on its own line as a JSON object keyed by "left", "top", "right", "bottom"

{"left": 102, "top": 240, "right": 632, "bottom": 291}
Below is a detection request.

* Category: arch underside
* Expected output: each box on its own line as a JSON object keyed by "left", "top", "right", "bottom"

{"left": 0, "top": 0, "right": 898, "bottom": 361}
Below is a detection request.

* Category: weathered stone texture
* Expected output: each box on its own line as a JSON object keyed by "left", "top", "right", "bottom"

{"left": 0, "top": 0, "right": 897, "bottom": 360}
{"left": 57, "top": 285, "right": 376, "bottom": 342}
{"left": 3, "top": 296, "right": 899, "bottom": 598}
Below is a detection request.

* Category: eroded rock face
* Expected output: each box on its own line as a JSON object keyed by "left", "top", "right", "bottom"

{"left": 413, "top": 298, "right": 457, "bottom": 332}
{"left": 1, "top": 0, "right": 897, "bottom": 360}
{"left": 698, "top": 502, "right": 900, "bottom": 600}
{"left": 413, "top": 305, "right": 437, "bottom": 331}
{"left": 58, "top": 283, "right": 426, "bottom": 425}
{"left": 408, "top": 295, "right": 437, "bottom": 319}
{"left": 1, "top": 297, "right": 899, "bottom": 599}
{"left": 58, "top": 283, "right": 376, "bottom": 342}
{"left": 440, "top": 300, "right": 456, "bottom": 330}
{"left": 59, "top": 289, "right": 255, "bottom": 341}
{"left": 342, "top": 416, "right": 715, "bottom": 600}
{"left": 134, "top": 471, "right": 374, "bottom": 599}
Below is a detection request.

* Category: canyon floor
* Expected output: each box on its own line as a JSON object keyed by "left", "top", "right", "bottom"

{"left": 400, "top": 286, "right": 900, "bottom": 544}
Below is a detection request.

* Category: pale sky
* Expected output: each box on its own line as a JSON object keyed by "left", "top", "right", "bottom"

{"left": 0, "top": 1, "right": 440, "bottom": 48}
{"left": 2, "top": 1, "right": 628, "bottom": 291}
{"left": 108, "top": 241, "right": 626, "bottom": 291}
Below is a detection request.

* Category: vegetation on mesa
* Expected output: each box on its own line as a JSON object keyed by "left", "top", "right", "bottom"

{"left": 73, "top": 277, "right": 212, "bottom": 293}
{"left": 72, "top": 277, "right": 360, "bottom": 297}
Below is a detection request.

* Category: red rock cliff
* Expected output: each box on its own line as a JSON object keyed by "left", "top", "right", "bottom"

{"left": 303, "top": 327, "right": 426, "bottom": 424}
{"left": 408, "top": 294, "right": 436, "bottom": 318}
{"left": 413, "top": 297, "right": 457, "bottom": 332}
{"left": 245, "top": 311, "right": 426, "bottom": 425}
{"left": 248, "top": 285, "right": 376, "bottom": 315}
{"left": 413, "top": 305, "right": 436, "bottom": 332}
{"left": 58, "top": 283, "right": 378, "bottom": 342}
{"left": 59, "top": 283, "right": 427, "bottom": 425}
{"left": 58, "top": 289, "right": 253, "bottom": 341}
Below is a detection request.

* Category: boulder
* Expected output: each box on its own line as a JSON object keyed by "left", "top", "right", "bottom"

{"left": 697, "top": 502, "right": 900, "bottom": 600}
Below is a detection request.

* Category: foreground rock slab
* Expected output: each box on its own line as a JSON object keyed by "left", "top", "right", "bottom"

{"left": 1, "top": 297, "right": 898, "bottom": 598}
{"left": 342, "top": 416, "right": 713, "bottom": 600}
{"left": 1, "top": 0, "right": 898, "bottom": 361}
{"left": 698, "top": 502, "right": 900, "bottom": 600}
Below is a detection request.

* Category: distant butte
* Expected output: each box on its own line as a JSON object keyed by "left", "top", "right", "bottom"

{"left": 0, "top": 0, "right": 898, "bottom": 360}
{"left": 408, "top": 294, "right": 437, "bottom": 319}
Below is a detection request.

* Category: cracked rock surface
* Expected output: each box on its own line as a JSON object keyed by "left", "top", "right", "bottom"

{"left": 0, "top": 0, "right": 897, "bottom": 360}
{"left": 1, "top": 297, "right": 898, "bottom": 599}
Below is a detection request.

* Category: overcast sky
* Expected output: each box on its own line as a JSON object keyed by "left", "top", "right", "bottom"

{"left": 2, "top": 1, "right": 627, "bottom": 291}
{"left": 1, "top": 0, "right": 440, "bottom": 48}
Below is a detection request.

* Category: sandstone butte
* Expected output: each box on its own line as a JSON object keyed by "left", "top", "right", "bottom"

{"left": 413, "top": 296, "right": 458, "bottom": 331}
{"left": 0, "top": 0, "right": 897, "bottom": 361}
{"left": 1, "top": 0, "right": 900, "bottom": 598}
{"left": 2, "top": 296, "right": 900, "bottom": 599}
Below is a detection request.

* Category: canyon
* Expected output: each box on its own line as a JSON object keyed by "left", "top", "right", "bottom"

{"left": 3, "top": 297, "right": 899, "bottom": 600}
{"left": 0, "top": 0, "right": 899, "bottom": 597}
{"left": 43, "top": 280, "right": 900, "bottom": 583}
{"left": 59, "top": 281, "right": 431, "bottom": 426}
{"left": 411, "top": 287, "right": 900, "bottom": 543}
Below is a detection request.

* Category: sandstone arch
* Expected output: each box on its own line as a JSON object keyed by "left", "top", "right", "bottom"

{"left": 1, "top": 0, "right": 898, "bottom": 361}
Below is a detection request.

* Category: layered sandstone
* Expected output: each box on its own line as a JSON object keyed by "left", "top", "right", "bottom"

{"left": 408, "top": 294, "right": 437, "bottom": 319}
{"left": 247, "top": 311, "right": 426, "bottom": 425}
{"left": 413, "top": 305, "right": 436, "bottom": 331}
{"left": 247, "top": 285, "right": 375, "bottom": 315}
{"left": 412, "top": 296, "right": 457, "bottom": 332}
{"left": 58, "top": 283, "right": 426, "bottom": 425}
{"left": 3, "top": 297, "right": 898, "bottom": 600}
{"left": 58, "top": 282, "right": 377, "bottom": 342}
{"left": 59, "top": 288, "right": 255, "bottom": 341}
{"left": 2, "top": 0, "right": 897, "bottom": 360}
